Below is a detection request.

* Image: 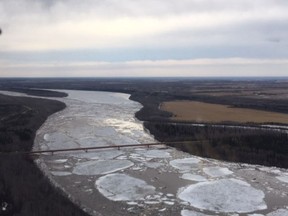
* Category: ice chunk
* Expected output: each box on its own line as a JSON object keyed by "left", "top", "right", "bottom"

{"left": 169, "top": 158, "right": 200, "bottom": 171}
{"left": 203, "top": 167, "right": 233, "bottom": 177}
{"left": 43, "top": 134, "right": 49, "bottom": 141}
{"left": 71, "top": 150, "right": 123, "bottom": 160}
{"left": 164, "top": 201, "right": 174, "bottom": 205}
{"left": 48, "top": 159, "right": 68, "bottom": 164}
{"left": 178, "top": 178, "right": 266, "bottom": 213}
{"left": 276, "top": 175, "right": 288, "bottom": 183}
{"left": 144, "top": 162, "right": 162, "bottom": 169}
{"left": 266, "top": 209, "right": 288, "bottom": 216}
{"left": 137, "top": 149, "right": 171, "bottom": 158}
{"left": 73, "top": 160, "right": 133, "bottom": 175}
{"left": 181, "top": 209, "right": 215, "bottom": 216}
{"left": 181, "top": 173, "right": 207, "bottom": 182}
{"left": 51, "top": 171, "right": 72, "bottom": 176}
{"left": 95, "top": 173, "right": 156, "bottom": 201}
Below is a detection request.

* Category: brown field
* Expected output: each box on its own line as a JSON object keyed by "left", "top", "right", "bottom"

{"left": 161, "top": 101, "right": 288, "bottom": 124}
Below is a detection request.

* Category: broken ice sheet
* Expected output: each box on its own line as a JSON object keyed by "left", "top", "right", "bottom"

{"left": 51, "top": 171, "right": 72, "bottom": 176}
{"left": 169, "top": 158, "right": 201, "bottom": 171}
{"left": 95, "top": 173, "right": 156, "bottom": 201}
{"left": 144, "top": 162, "right": 163, "bottom": 169}
{"left": 136, "top": 149, "right": 171, "bottom": 158}
{"left": 181, "top": 173, "right": 207, "bottom": 182}
{"left": 276, "top": 175, "right": 288, "bottom": 183}
{"left": 181, "top": 209, "right": 215, "bottom": 216}
{"left": 72, "top": 160, "right": 134, "bottom": 175}
{"left": 266, "top": 209, "right": 288, "bottom": 216}
{"left": 71, "top": 149, "right": 124, "bottom": 160}
{"left": 203, "top": 167, "right": 233, "bottom": 177}
{"left": 178, "top": 178, "right": 267, "bottom": 213}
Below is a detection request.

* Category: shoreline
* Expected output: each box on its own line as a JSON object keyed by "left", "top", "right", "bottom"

{"left": 0, "top": 92, "right": 88, "bottom": 216}
{"left": 129, "top": 94, "right": 288, "bottom": 169}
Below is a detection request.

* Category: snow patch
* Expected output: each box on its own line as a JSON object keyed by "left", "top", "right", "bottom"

{"left": 178, "top": 178, "right": 266, "bottom": 213}
{"left": 95, "top": 173, "right": 156, "bottom": 201}
{"left": 72, "top": 160, "right": 133, "bottom": 175}
{"left": 203, "top": 167, "right": 233, "bottom": 177}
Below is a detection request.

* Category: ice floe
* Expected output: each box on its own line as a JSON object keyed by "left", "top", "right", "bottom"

{"left": 178, "top": 178, "right": 267, "bottom": 213}
{"left": 203, "top": 167, "right": 233, "bottom": 177}
{"left": 71, "top": 149, "right": 124, "bottom": 160}
{"left": 266, "top": 209, "right": 288, "bottom": 216}
{"left": 144, "top": 162, "right": 163, "bottom": 169}
{"left": 51, "top": 171, "right": 72, "bottom": 176}
{"left": 95, "top": 173, "right": 156, "bottom": 201}
{"left": 180, "top": 173, "right": 207, "bottom": 182}
{"left": 276, "top": 175, "right": 288, "bottom": 183}
{"left": 72, "top": 160, "right": 133, "bottom": 175}
{"left": 169, "top": 158, "right": 201, "bottom": 171}
{"left": 181, "top": 209, "right": 215, "bottom": 216}
{"left": 136, "top": 149, "right": 171, "bottom": 158}
{"left": 48, "top": 159, "right": 68, "bottom": 164}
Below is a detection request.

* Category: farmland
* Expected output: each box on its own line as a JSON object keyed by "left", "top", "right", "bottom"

{"left": 161, "top": 100, "right": 288, "bottom": 124}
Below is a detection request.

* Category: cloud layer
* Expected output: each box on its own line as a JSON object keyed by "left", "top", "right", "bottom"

{"left": 0, "top": 0, "right": 288, "bottom": 77}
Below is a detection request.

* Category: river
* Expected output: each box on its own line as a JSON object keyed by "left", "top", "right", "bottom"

{"left": 1, "top": 90, "right": 288, "bottom": 216}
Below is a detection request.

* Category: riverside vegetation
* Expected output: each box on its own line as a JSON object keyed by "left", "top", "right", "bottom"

{"left": 0, "top": 93, "right": 88, "bottom": 216}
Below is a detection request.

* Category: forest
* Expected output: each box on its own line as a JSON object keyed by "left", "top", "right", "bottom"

{"left": 144, "top": 122, "right": 288, "bottom": 168}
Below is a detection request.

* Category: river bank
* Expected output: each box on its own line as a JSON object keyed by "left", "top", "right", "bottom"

{"left": 0, "top": 92, "right": 88, "bottom": 216}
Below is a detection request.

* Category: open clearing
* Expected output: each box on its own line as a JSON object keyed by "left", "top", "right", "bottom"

{"left": 161, "top": 101, "right": 288, "bottom": 124}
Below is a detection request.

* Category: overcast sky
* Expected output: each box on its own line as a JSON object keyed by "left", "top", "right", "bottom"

{"left": 0, "top": 0, "right": 288, "bottom": 77}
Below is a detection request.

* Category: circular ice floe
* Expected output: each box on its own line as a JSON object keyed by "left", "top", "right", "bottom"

{"left": 203, "top": 167, "right": 233, "bottom": 177}
{"left": 178, "top": 178, "right": 267, "bottom": 213}
{"left": 266, "top": 209, "right": 288, "bottom": 216}
{"left": 181, "top": 173, "right": 207, "bottom": 182}
{"left": 95, "top": 173, "right": 156, "bottom": 201}
{"left": 169, "top": 158, "right": 200, "bottom": 171}
{"left": 72, "top": 160, "right": 133, "bottom": 175}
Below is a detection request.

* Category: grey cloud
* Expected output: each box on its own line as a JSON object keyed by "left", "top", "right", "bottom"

{"left": 3, "top": 0, "right": 288, "bottom": 17}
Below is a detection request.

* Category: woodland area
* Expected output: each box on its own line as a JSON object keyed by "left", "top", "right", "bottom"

{"left": 144, "top": 122, "right": 288, "bottom": 168}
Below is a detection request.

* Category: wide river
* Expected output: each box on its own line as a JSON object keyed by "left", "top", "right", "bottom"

{"left": 1, "top": 90, "right": 288, "bottom": 216}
